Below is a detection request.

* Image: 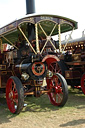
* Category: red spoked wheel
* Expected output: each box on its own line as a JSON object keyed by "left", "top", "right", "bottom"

{"left": 81, "top": 73, "right": 85, "bottom": 94}
{"left": 48, "top": 62, "right": 61, "bottom": 74}
{"left": 6, "top": 76, "right": 24, "bottom": 114}
{"left": 48, "top": 61, "right": 68, "bottom": 77}
{"left": 46, "top": 73, "right": 68, "bottom": 106}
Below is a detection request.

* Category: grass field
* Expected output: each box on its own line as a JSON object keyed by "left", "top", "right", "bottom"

{"left": 0, "top": 88, "right": 85, "bottom": 128}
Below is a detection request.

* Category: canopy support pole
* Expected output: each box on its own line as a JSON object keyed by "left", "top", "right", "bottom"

{"left": 58, "top": 24, "right": 61, "bottom": 52}
{"left": 62, "top": 28, "right": 74, "bottom": 51}
{"left": 18, "top": 26, "right": 37, "bottom": 54}
{"left": 35, "top": 24, "right": 40, "bottom": 53}
{"left": 0, "top": 35, "right": 18, "bottom": 50}
{"left": 39, "top": 23, "right": 58, "bottom": 54}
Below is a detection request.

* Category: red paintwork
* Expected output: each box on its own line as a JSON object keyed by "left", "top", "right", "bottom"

{"left": 81, "top": 73, "right": 85, "bottom": 94}
{"left": 6, "top": 78, "right": 18, "bottom": 113}
{"left": 42, "top": 55, "right": 59, "bottom": 67}
{"left": 32, "top": 62, "right": 45, "bottom": 76}
{"left": 46, "top": 75, "right": 63, "bottom": 106}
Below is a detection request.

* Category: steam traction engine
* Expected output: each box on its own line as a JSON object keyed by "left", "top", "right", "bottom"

{"left": 60, "top": 36, "right": 85, "bottom": 93}
{"left": 0, "top": 14, "right": 77, "bottom": 114}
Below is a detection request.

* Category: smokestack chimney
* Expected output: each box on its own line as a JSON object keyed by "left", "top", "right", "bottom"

{"left": 26, "top": 0, "right": 35, "bottom": 14}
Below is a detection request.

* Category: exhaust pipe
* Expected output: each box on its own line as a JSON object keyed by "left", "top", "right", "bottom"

{"left": 26, "top": 0, "right": 35, "bottom": 14}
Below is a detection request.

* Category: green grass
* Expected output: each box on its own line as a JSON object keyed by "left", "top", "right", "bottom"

{"left": 0, "top": 88, "right": 85, "bottom": 124}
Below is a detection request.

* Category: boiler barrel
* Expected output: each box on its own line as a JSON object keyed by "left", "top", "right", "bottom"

{"left": 26, "top": 0, "right": 35, "bottom": 14}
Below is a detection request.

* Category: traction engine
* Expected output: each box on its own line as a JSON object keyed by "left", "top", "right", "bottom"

{"left": 0, "top": 13, "right": 77, "bottom": 113}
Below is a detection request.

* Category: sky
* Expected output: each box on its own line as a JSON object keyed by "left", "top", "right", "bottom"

{"left": 0, "top": 0, "right": 85, "bottom": 40}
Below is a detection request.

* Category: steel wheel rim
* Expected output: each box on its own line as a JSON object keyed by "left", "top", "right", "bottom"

{"left": 6, "top": 78, "right": 18, "bottom": 113}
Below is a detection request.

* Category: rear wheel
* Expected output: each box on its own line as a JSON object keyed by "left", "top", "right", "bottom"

{"left": 6, "top": 76, "right": 24, "bottom": 114}
{"left": 48, "top": 61, "right": 61, "bottom": 74}
{"left": 48, "top": 60, "right": 68, "bottom": 76}
{"left": 46, "top": 73, "right": 68, "bottom": 106}
{"left": 81, "top": 73, "right": 85, "bottom": 94}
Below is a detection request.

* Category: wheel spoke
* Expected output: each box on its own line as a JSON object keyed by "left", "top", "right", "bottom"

{"left": 12, "top": 81, "right": 16, "bottom": 90}
{"left": 54, "top": 77, "right": 58, "bottom": 87}
{"left": 13, "top": 99, "right": 18, "bottom": 104}
{"left": 10, "top": 82, "right": 13, "bottom": 91}
{"left": 50, "top": 81, "right": 54, "bottom": 88}
{"left": 50, "top": 64, "right": 55, "bottom": 72}
{"left": 57, "top": 69, "right": 61, "bottom": 73}
{"left": 57, "top": 93, "right": 62, "bottom": 103}
{"left": 47, "top": 73, "right": 68, "bottom": 106}
{"left": 13, "top": 91, "right": 18, "bottom": 99}
{"left": 53, "top": 93, "right": 56, "bottom": 102}
{"left": 58, "top": 82, "right": 62, "bottom": 87}
{"left": 49, "top": 62, "right": 61, "bottom": 74}
{"left": 6, "top": 76, "right": 24, "bottom": 114}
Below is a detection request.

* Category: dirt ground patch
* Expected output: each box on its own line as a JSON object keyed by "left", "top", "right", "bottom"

{"left": 0, "top": 88, "right": 85, "bottom": 128}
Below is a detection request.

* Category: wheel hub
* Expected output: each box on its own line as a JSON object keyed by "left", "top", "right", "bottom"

{"left": 53, "top": 86, "right": 62, "bottom": 94}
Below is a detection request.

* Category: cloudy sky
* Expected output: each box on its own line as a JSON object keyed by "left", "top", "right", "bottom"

{"left": 0, "top": 0, "right": 85, "bottom": 40}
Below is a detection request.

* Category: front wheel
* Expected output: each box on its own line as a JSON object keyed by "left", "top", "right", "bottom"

{"left": 46, "top": 73, "right": 68, "bottom": 107}
{"left": 6, "top": 76, "right": 24, "bottom": 114}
